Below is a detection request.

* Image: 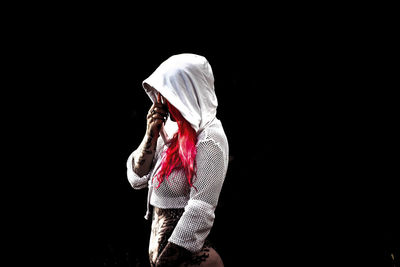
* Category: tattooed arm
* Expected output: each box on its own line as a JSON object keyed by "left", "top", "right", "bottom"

{"left": 155, "top": 242, "right": 191, "bottom": 267}
{"left": 132, "top": 132, "right": 158, "bottom": 177}
{"left": 132, "top": 92, "right": 168, "bottom": 177}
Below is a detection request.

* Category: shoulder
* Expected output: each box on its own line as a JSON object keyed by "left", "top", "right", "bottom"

{"left": 197, "top": 119, "right": 228, "bottom": 149}
{"left": 197, "top": 119, "right": 229, "bottom": 166}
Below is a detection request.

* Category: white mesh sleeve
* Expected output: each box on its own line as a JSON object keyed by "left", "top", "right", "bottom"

{"left": 126, "top": 150, "right": 151, "bottom": 190}
{"left": 168, "top": 139, "right": 227, "bottom": 252}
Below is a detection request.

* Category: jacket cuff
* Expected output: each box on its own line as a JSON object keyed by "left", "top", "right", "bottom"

{"left": 168, "top": 199, "right": 215, "bottom": 252}
{"left": 126, "top": 151, "right": 150, "bottom": 189}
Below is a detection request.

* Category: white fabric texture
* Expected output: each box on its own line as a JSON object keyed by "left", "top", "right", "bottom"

{"left": 126, "top": 54, "right": 229, "bottom": 252}
{"left": 142, "top": 53, "right": 218, "bottom": 133}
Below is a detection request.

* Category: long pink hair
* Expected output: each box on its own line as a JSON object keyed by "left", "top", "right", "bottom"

{"left": 153, "top": 101, "right": 198, "bottom": 188}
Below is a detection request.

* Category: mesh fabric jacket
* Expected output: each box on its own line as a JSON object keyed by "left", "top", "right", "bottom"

{"left": 126, "top": 54, "right": 229, "bottom": 253}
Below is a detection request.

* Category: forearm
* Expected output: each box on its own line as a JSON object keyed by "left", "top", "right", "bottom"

{"left": 132, "top": 131, "right": 157, "bottom": 177}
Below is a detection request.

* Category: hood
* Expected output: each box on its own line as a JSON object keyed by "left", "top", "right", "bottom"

{"left": 142, "top": 53, "right": 218, "bottom": 133}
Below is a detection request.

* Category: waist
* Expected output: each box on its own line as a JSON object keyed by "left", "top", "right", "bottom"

{"left": 150, "top": 194, "right": 189, "bottom": 209}
{"left": 152, "top": 206, "right": 185, "bottom": 221}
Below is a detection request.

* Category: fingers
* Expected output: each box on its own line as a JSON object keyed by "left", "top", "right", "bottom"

{"left": 156, "top": 92, "right": 167, "bottom": 106}
{"left": 153, "top": 102, "right": 166, "bottom": 109}
{"left": 147, "top": 106, "right": 168, "bottom": 121}
{"left": 153, "top": 107, "right": 168, "bottom": 116}
{"left": 149, "top": 114, "right": 167, "bottom": 127}
{"left": 157, "top": 92, "right": 162, "bottom": 103}
{"left": 148, "top": 101, "right": 167, "bottom": 114}
{"left": 148, "top": 92, "right": 168, "bottom": 125}
{"left": 151, "top": 113, "right": 166, "bottom": 121}
{"left": 148, "top": 105, "right": 167, "bottom": 116}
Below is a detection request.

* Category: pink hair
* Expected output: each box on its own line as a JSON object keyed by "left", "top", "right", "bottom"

{"left": 153, "top": 101, "right": 198, "bottom": 188}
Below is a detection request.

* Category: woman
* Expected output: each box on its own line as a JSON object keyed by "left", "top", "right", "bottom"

{"left": 127, "top": 54, "right": 228, "bottom": 266}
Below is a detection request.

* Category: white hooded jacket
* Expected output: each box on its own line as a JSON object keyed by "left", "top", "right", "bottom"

{"left": 126, "top": 54, "right": 229, "bottom": 252}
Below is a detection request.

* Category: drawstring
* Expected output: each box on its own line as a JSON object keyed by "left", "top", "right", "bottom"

{"left": 159, "top": 123, "right": 169, "bottom": 144}
{"left": 144, "top": 129, "right": 168, "bottom": 220}
{"left": 144, "top": 183, "right": 153, "bottom": 220}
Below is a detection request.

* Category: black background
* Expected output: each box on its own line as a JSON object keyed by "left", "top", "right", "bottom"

{"left": 7, "top": 5, "right": 398, "bottom": 267}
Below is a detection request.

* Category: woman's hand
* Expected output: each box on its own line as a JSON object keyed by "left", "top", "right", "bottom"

{"left": 146, "top": 92, "right": 168, "bottom": 138}
{"left": 133, "top": 92, "right": 168, "bottom": 177}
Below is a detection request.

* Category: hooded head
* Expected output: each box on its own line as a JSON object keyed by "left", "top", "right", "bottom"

{"left": 142, "top": 53, "right": 218, "bottom": 133}
{"left": 142, "top": 53, "right": 217, "bottom": 188}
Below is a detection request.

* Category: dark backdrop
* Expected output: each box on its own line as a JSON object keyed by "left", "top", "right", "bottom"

{"left": 44, "top": 40, "right": 330, "bottom": 266}
{"left": 11, "top": 9, "right": 397, "bottom": 267}
{"left": 60, "top": 45, "right": 273, "bottom": 266}
{"left": 32, "top": 35, "right": 300, "bottom": 266}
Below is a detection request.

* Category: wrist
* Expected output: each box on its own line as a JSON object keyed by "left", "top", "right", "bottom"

{"left": 145, "top": 131, "right": 158, "bottom": 144}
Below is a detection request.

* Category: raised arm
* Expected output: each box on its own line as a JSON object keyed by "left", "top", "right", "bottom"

{"left": 131, "top": 92, "right": 168, "bottom": 177}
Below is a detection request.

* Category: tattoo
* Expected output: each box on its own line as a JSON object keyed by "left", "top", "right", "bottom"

{"left": 149, "top": 208, "right": 213, "bottom": 267}
{"left": 146, "top": 135, "right": 153, "bottom": 145}
{"left": 143, "top": 135, "right": 154, "bottom": 154}
{"left": 184, "top": 247, "right": 210, "bottom": 266}
{"left": 156, "top": 242, "right": 190, "bottom": 267}
{"left": 137, "top": 158, "right": 146, "bottom": 166}
{"left": 133, "top": 134, "right": 156, "bottom": 175}
{"left": 149, "top": 208, "right": 184, "bottom": 266}
{"left": 144, "top": 149, "right": 153, "bottom": 154}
